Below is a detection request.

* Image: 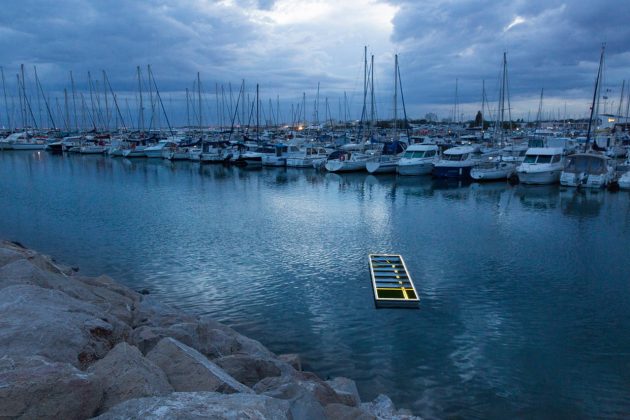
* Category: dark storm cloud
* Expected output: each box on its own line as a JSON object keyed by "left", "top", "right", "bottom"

{"left": 0, "top": 0, "right": 262, "bottom": 91}
{"left": 387, "top": 0, "right": 630, "bottom": 116}
{"left": 1, "top": 0, "right": 629, "bottom": 123}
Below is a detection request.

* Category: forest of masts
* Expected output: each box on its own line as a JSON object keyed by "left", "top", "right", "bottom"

{"left": 0, "top": 61, "right": 401, "bottom": 135}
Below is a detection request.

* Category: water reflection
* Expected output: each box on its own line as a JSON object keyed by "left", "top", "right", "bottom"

{"left": 0, "top": 152, "right": 629, "bottom": 419}
{"left": 559, "top": 188, "right": 605, "bottom": 219}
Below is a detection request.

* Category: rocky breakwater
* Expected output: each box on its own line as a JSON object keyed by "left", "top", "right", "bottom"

{"left": 0, "top": 240, "right": 419, "bottom": 419}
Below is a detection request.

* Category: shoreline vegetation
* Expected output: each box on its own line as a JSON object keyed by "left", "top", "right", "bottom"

{"left": 0, "top": 239, "right": 419, "bottom": 419}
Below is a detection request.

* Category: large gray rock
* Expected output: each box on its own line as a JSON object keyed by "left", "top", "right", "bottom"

{"left": 254, "top": 378, "right": 328, "bottom": 418}
{"left": 73, "top": 274, "right": 140, "bottom": 325}
{"left": 88, "top": 342, "right": 173, "bottom": 413}
{"left": 0, "top": 258, "right": 74, "bottom": 291}
{"left": 197, "top": 315, "right": 275, "bottom": 359}
{"left": 326, "top": 376, "right": 361, "bottom": 407}
{"left": 146, "top": 337, "right": 252, "bottom": 394}
{"left": 0, "top": 284, "right": 130, "bottom": 368}
{"left": 214, "top": 355, "right": 282, "bottom": 387}
{"left": 132, "top": 295, "right": 197, "bottom": 328}
{"left": 0, "top": 246, "right": 23, "bottom": 268}
{"left": 0, "top": 241, "right": 68, "bottom": 275}
{"left": 278, "top": 353, "right": 302, "bottom": 371}
{"left": 0, "top": 355, "right": 102, "bottom": 419}
{"left": 254, "top": 371, "right": 345, "bottom": 407}
{"left": 92, "top": 392, "right": 292, "bottom": 419}
{"left": 360, "top": 394, "right": 421, "bottom": 420}
{"left": 129, "top": 323, "right": 200, "bottom": 355}
{"left": 325, "top": 403, "right": 377, "bottom": 419}
{"left": 0, "top": 260, "right": 135, "bottom": 326}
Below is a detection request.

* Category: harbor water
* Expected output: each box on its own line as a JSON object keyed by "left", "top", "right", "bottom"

{"left": 1, "top": 151, "right": 629, "bottom": 418}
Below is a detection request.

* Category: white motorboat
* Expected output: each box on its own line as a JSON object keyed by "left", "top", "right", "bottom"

{"left": 470, "top": 155, "right": 516, "bottom": 181}
{"left": 144, "top": 140, "right": 177, "bottom": 158}
{"left": 80, "top": 144, "right": 107, "bottom": 154}
{"left": 324, "top": 150, "right": 372, "bottom": 172}
{"left": 516, "top": 147, "right": 565, "bottom": 185}
{"left": 238, "top": 145, "right": 275, "bottom": 167}
{"left": 397, "top": 144, "right": 439, "bottom": 176}
{"left": 122, "top": 145, "right": 148, "bottom": 158}
{"left": 365, "top": 141, "right": 407, "bottom": 174}
{"left": 560, "top": 152, "right": 614, "bottom": 188}
{"left": 366, "top": 155, "right": 400, "bottom": 174}
{"left": 5, "top": 133, "right": 47, "bottom": 150}
{"left": 261, "top": 144, "right": 302, "bottom": 167}
{"left": 286, "top": 145, "right": 329, "bottom": 168}
{"left": 618, "top": 170, "right": 630, "bottom": 190}
{"left": 432, "top": 145, "right": 477, "bottom": 179}
{"left": 162, "top": 146, "right": 191, "bottom": 160}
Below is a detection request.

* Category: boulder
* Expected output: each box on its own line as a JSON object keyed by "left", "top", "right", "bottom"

{"left": 278, "top": 353, "right": 302, "bottom": 371}
{"left": 0, "top": 355, "right": 102, "bottom": 419}
{"left": 254, "top": 371, "right": 344, "bottom": 407}
{"left": 88, "top": 342, "right": 173, "bottom": 413}
{"left": 129, "top": 322, "right": 200, "bottom": 354}
{"left": 0, "top": 284, "right": 130, "bottom": 369}
{"left": 197, "top": 315, "right": 275, "bottom": 359}
{"left": 146, "top": 337, "right": 251, "bottom": 394}
{"left": 92, "top": 392, "right": 292, "bottom": 419}
{"left": 132, "top": 295, "right": 197, "bottom": 328}
{"left": 326, "top": 376, "right": 361, "bottom": 407}
{"left": 195, "top": 324, "right": 242, "bottom": 358}
{"left": 0, "top": 260, "right": 135, "bottom": 325}
{"left": 254, "top": 379, "right": 327, "bottom": 418}
{"left": 0, "top": 246, "right": 23, "bottom": 268}
{"left": 214, "top": 355, "right": 282, "bottom": 387}
{"left": 360, "top": 394, "right": 421, "bottom": 419}
{"left": 325, "top": 403, "right": 377, "bottom": 420}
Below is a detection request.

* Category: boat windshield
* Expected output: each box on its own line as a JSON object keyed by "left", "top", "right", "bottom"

{"left": 404, "top": 151, "right": 430, "bottom": 158}
{"left": 536, "top": 155, "right": 552, "bottom": 164}
{"left": 523, "top": 155, "right": 537, "bottom": 163}
{"left": 444, "top": 153, "right": 463, "bottom": 161}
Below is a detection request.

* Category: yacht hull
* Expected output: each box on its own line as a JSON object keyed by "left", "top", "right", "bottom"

{"left": 432, "top": 165, "right": 473, "bottom": 179}
{"left": 397, "top": 162, "right": 433, "bottom": 176}
{"left": 325, "top": 160, "right": 366, "bottom": 172}
{"left": 517, "top": 169, "right": 561, "bottom": 185}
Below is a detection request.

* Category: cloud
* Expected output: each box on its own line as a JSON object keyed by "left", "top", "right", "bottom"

{"left": 0, "top": 0, "right": 629, "bottom": 126}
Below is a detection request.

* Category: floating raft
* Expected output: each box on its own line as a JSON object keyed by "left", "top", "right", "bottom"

{"left": 368, "top": 254, "right": 419, "bottom": 308}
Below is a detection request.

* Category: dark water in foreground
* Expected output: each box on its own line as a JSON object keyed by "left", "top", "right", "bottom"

{"left": 1, "top": 151, "right": 630, "bottom": 418}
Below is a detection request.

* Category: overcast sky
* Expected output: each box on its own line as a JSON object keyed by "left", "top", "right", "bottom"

{"left": 1, "top": 0, "right": 629, "bottom": 128}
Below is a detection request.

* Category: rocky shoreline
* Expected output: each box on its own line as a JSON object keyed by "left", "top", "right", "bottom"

{"left": 0, "top": 240, "right": 419, "bottom": 419}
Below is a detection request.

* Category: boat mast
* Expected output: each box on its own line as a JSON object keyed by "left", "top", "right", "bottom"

{"left": 393, "top": 54, "right": 398, "bottom": 138}
{"left": 64, "top": 88, "right": 70, "bottom": 131}
{"left": 70, "top": 71, "right": 78, "bottom": 132}
{"left": 103, "top": 71, "right": 110, "bottom": 130}
{"left": 361, "top": 46, "right": 367, "bottom": 127}
{"left": 197, "top": 72, "right": 202, "bottom": 130}
{"left": 370, "top": 54, "right": 375, "bottom": 131}
{"left": 185, "top": 88, "right": 190, "bottom": 128}
{"left": 585, "top": 45, "right": 605, "bottom": 152}
{"left": 397, "top": 57, "right": 411, "bottom": 140}
{"left": 103, "top": 71, "right": 126, "bottom": 131}
{"left": 20, "top": 65, "right": 37, "bottom": 130}
{"left": 480, "top": 79, "right": 486, "bottom": 133}
{"left": 34, "top": 66, "right": 56, "bottom": 130}
{"left": 137, "top": 66, "right": 144, "bottom": 135}
{"left": 256, "top": 83, "right": 259, "bottom": 142}
{"left": 536, "top": 88, "right": 544, "bottom": 130}
{"left": 1, "top": 67, "right": 10, "bottom": 130}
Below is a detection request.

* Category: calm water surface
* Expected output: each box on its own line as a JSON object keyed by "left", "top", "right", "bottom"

{"left": 1, "top": 151, "right": 630, "bottom": 418}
